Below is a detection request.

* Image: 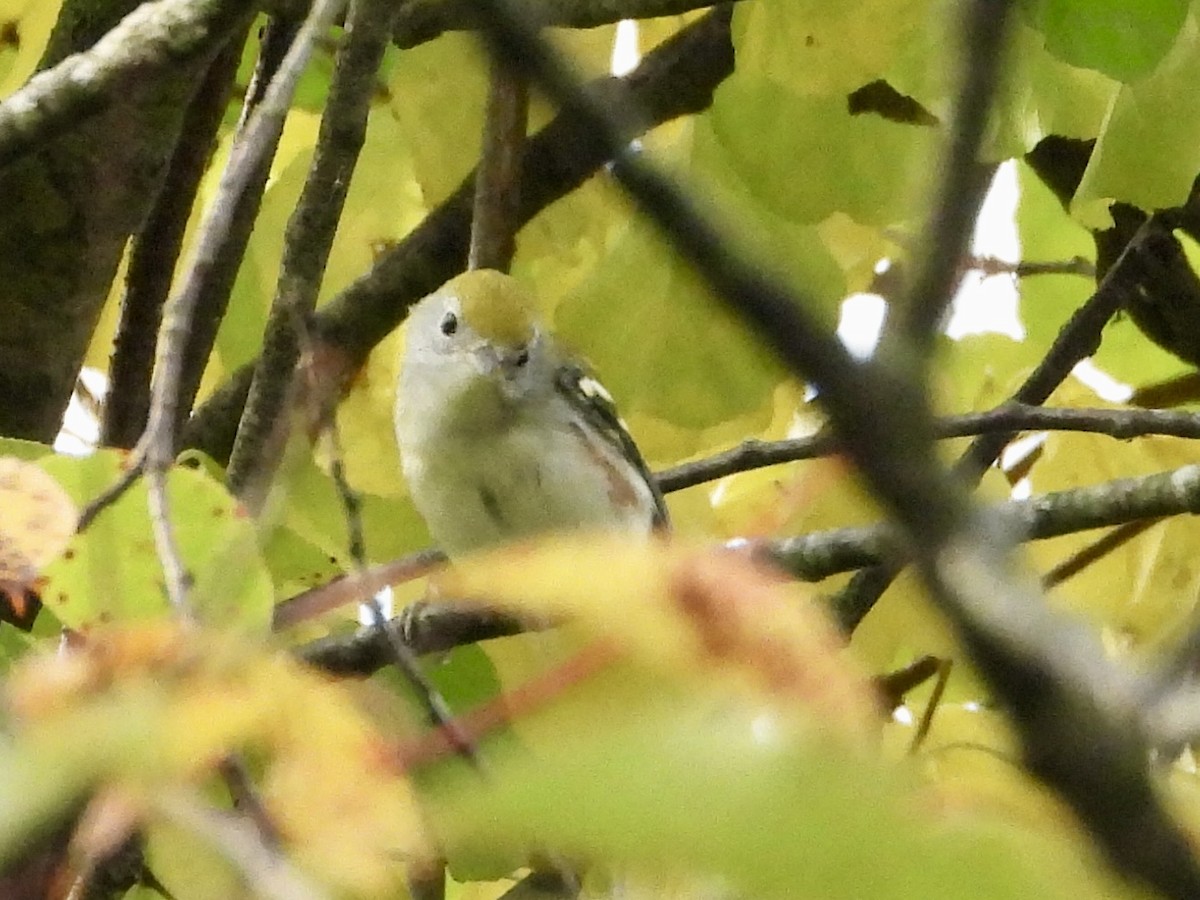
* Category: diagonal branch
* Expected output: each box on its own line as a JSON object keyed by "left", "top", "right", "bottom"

{"left": 658, "top": 402, "right": 1200, "bottom": 493}
{"left": 182, "top": 6, "right": 735, "bottom": 463}
{"left": 0, "top": 0, "right": 258, "bottom": 172}
{"left": 226, "top": 0, "right": 401, "bottom": 499}
{"left": 101, "top": 28, "right": 247, "bottom": 449}
{"left": 391, "top": 0, "right": 731, "bottom": 48}
{"left": 887, "top": 0, "right": 1010, "bottom": 356}
{"left": 830, "top": 218, "right": 1157, "bottom": 633}
{"left": 469, "top": 57, "right": 529, "bottom": 273}
{"left": 465, "top": 0, "right": 1200, "bottom": 894}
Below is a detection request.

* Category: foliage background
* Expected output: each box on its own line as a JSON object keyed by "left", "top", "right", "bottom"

{"left": 2, "top": 0, "right": 1200, "bottom": 898}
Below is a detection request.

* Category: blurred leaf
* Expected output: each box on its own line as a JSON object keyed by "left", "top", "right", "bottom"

{"left": 386, "top": 31, "right": 487, "bottom": 207}
{"left": 1029, "top": 0, "right": 1188, "bottom": 82}
{"left": 1074, "top": 11, "right": 1200, "bottom": 215}
{"left": 274, "top": 450, "right": 429, "bottom": 568}
{"left": 0, "top": 437, "right": 52, "bottom": 461}
{"left": 439, "top": 537, "right": 880, "bottom": 738}
{"left": 1004, "top": 25, "right": 1118, "bottom": 145}
{"left": 429, "top": 690, "right": 1130, "bottom": 900}
{"left": 555, "top": 112, "right": 846, "bottom": 430}
{"left": 0, "top": 456, "right": 76, "bottom": 598}
{"left": 0, "top": 625, "right": 429, "bottom": 894}
{"left": 708, "top": 75, "right": 936, "bottom": 227}
{"left": 732, "top": 0, "right": 937, "bottom": 98}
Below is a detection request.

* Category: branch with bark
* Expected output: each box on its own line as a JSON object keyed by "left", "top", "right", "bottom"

{"left": 461, "top": 0, "right": 1200, "bottom": 895}
{"left": 182, "top": 6, "right": 736, "bottom": 462}
{"left": 0, "top": 0, "right": 259, "bottom": 442}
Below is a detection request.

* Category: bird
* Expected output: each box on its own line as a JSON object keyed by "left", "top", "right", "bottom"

{"left": 394, "top": 269, "right": 667, "bottom": 557}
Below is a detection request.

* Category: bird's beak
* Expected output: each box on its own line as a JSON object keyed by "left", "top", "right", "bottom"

{"left": 474, "top": 343, "right": 529, "bottom": 393}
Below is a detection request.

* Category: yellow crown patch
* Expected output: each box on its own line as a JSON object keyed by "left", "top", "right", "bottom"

{"left": 449, "top": 269, "right": 538, "bottom": 348}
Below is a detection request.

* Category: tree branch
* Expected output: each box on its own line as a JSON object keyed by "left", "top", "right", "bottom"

{"left": 101, "top": 28, "right": 246, "bottom": 449}
{"left": 226, "top": 0, "right": 401, "bottom": 500}
{"left": 658, "top": 403, "right": 1200, "bottom": 493}
{"left": 173, "top": 16, "right": 304, "bottom": 436}
{"left": 392, "top": 0, "right": 729, "bottom": 49}
{"left": 0, "top": 0, "right": 258, "bottom": 171}
{"left": 774, "top": 461, "right": 1200, "bottom": 585}
{"left": 0, "top": 0, "right": 259, "bottom": 443}
{"left": 888, "top": 0, "right": 1009, "bottom": 355}
{"left": 294, "top": 457, "right": 1200, "bottom": 675}
{"left": 469, "top": 57, "right": 529, "bottom": 273}
{"left": 830, "top": 218, "right": 1157, "bottom": 632}
{"left": 298, "top": 602, "right": 527, "bottom": 675}
{"left": 465, "top": 0, "right": 1200, "bottom": 893}
{"left": 80, "top": 0, "right": 345, "bottom": 566}
{"left": 182, "top": 6, "right": 735, "bottom": 462}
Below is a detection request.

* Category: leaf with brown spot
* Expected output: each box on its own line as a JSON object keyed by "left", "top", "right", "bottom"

{"left": 437, "top": 536, "right": 881, "bottom": 740}
{"left": 0, "top": 457, "right": 75, "bottom": 629}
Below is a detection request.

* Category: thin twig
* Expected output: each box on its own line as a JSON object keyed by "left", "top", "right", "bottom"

{"left": 469, "top": 56, "right": 529, "bottom": 272}
{"left": 831, "top": 218, "right": 1159, "bottom": 632}
{"left": 910, "top": 659, "right": 953, "bottom": 754}
{"left": 1042, "top": 519, "right": 1161, "bottom": 589}
{"left": 959, "top": 219, "right": 1158, "bottom": 481}
{"left": 874, "top": 655, "right": 942, "bottom": 712}
{"left": 325, "top": 422, "right": 485, "bottom": 767}
{"left": 273, "top": 549, "right": 446, "bottom": 630}
{"left": 76, "top": 461, "right": 147, "bottom": 533}
{"left": 0, "top": 0, "right": 254, "bottom": 171}
{"left": 182, "top": 8, "right": 735, "bottom": 463}
{"left": 772, "top": 461, "right": 1200, "bottom": 584}
{"left": 174, "top": 15, "right": 306, "bottom": 434}
{"left": 968, "top": 255, "right": 1095, "bottom": 279}
{"left": 78, "top": 0, "right": 346, "bottom": 570}
{"left": 152, "top": 0, "right": 346, "bottom": 612}
{"left": 227, "top": 0, "right": 401, "bottom": 498}
{"left": 102, "top": 30, "right": 247, "bottom": 449}
{"left": 889, "top": 0, "right": 1013, "bottom": 355}
{"left": 658, "top": 403, "right": 1200, "bottom": 493}
{"left": 145, "top": 466, "right": 192, "bottom": 614}
{"left": 467, "top": 5, "right": 1200, "bottom": 892}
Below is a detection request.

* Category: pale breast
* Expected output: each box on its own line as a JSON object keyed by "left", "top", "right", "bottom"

{"left": 404, "top": 419, "right": 657, "bottom": 556}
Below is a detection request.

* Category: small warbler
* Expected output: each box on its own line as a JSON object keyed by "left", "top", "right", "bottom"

{"left": 394, "top": 269, "right": 667, "bottom": 556}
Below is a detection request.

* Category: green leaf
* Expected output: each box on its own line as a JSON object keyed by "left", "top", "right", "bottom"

{"left": 708, "top": 75, "right": 936, "bottom": 227}
{"left": 732, "top": 0, "right": 938, "bottom": 98}
{"left": 1014, "top": 161, "right": 1097, "bottom": 347}
{"left": 430, "top": 691, "right": 1127, "bottom": 900}
{"left": 386, "top": 32, "right": 488, "bottom": 207}
{"left": 0, "top": 437, "right": 52, "bottom": 461}
{"left": 0, "top": 1, "right": 63, "bottom": 98}
{"left": 1073, "top": 11, "right": 1200, "bottom": 215}
{"left": 553, "top": 210, "right": 788, "bottom": 430}
{"left": 275, "top": 451, "right": 429, "bottom": 567}
{"left": 38, "top": 452, "right": 273, "bottom": 631}
{"left": 1031, "top": 0, "right": 1188, "bottom": 82}
{"left": 553, "top": 110, "right": 848, "bottom": 430}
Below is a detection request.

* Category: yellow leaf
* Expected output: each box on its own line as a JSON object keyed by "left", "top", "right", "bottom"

{"left": 0, "top": 456, "right": 75, "bottom": 591}
{"left": 2, "top": 625, "right": 431, "bottom": 894}
{"left": 437, "top": 537, "right": 880, "bottom": 740}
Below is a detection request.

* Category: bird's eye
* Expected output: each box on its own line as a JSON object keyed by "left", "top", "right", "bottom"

{"left": 440, "top": 312, "right": 458, "bottom": 336}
